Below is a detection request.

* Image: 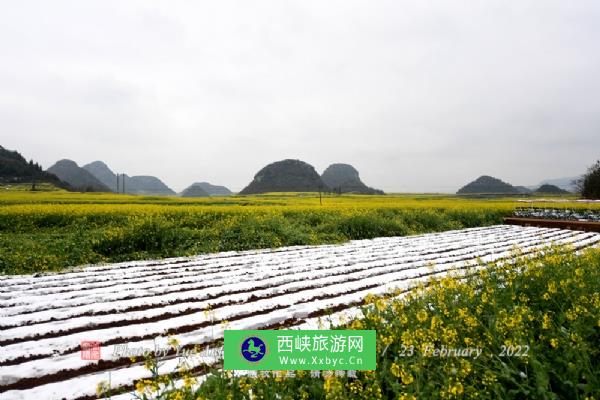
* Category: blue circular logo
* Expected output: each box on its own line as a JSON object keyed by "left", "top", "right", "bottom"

{"left": 241, "top": 336, "right": 266, "bottom": 362}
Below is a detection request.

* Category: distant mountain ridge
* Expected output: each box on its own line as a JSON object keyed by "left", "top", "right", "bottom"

{"left": 539, "top": 176, "right": 578, "bottom": 192}
{"left": 180, "top": 184, "right": 210, "bottom": 197}
{"left": 48, "top": 159, "right": 111, "bottom": 192}
{"left": 82, "top": 161, "right": 116, "bottom": 190}
{"left": 83, "top": 161, "right": 175, "bottom": 195}
{"left": 6, "top": 144, "right": 584, "bottom": 196}
{"left": 125, "top": 175, "right": 175, "bottom": 195}
{"left": 534, "top": 184, "right": 570, "bottom": 194}
{"left": 182, "top": 182, "right": 231, "bottom": 196}
{"left": 240, "top": 159, "right": 328, "bottom": 194}
{"left": 321, "top": 163, "right": 384, "bottom": 194}
{"left": 457, "top": 175, "right": 519, "bottom": 194}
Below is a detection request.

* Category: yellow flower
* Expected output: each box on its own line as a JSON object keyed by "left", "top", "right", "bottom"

{"left": 416, "top": 310, "right": 428, "bottom": 323}
{"left": 459, "top": 359, "right": 472, "bottom": 377}
{"left": 390, "top": 362, "right": 401, "bottom": 377}
{"left": 550, "top": 338, "right": 559, "bottom": 348}
{"left": 401, "top": 330, "right": 414, "bottom": 347}
{"left": 350, "top": 319, "right": 364, "bottom": 329}
{"left": 375, "top": 298, "right": 387, "bottom": 312}
{"left": 390, "top": 362, "right": 414, "bottom": 385}
{"left": 384, "top": 334, "right": 395, "bottom": 346}
{"left": 96, "top": 380, "right": 109, "bottom": 396}
{"left": 464, "top": 315, "right": 478, "bottom": 328}
{"left": 183, "top": 375, "right": 197, "bottom": 388}
{"left": 448, "top": 381, "right": 464, "bottom": 396}
{"left": 347, "top": 380, "right": 363, "bottom": 394}
{"left": 399, "top": 394, "right": 417, "bottom": 400}
{"left": 135, "top": 380, "right": 146, "bottom": 394}
{"left": 542, "top": 313, "right": 551, "bottom": 329}
{"left": 483, "top": 370, "right": 497, "bottom": 386}
{"left": 168, "top": 336, "right": 180, "bottom": 349}
{"left": 481, "top": 292, "right": 489, "bottom": 303}
{"left": 518, "top": 294, "right": 529, "bottom": 303}
{"left": 430, "top": 315, "right": 443, "bottom": 329}
{"left": 365, "top": 293, "right": 376, "bottom": 304}
{"left": 570, "top": 333, "right": 580, "bottom": 343}
{"left": 323, "top": 375, "right": 343, "bottom": 395}
{"left": 393, "top": 300, "right": 406, "bottom": 313}
{"left": 442, "top": 327, "right": 458, "bottom": 344}
{"left": 542, "top": 292, "right": 551, "bottom": 301}
{"left": 400, "top": 369, "right": 414, "bottom": 385}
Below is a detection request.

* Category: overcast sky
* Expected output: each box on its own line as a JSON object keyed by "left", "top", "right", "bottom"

{"left": 1, "top": 1, "right": 599, "bottom": 192}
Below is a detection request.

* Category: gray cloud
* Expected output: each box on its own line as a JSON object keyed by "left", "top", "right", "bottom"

{"left": 1, "top": 0, "right": 599, "bottom": 192}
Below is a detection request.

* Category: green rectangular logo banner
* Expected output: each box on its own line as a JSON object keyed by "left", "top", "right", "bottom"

{"left": 224, "top": 330, "right": 376, "bottom": 370}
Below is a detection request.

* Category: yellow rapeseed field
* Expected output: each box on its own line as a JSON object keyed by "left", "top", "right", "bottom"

{"left": 1, "top": 190, "right": 597, "bottom": 275}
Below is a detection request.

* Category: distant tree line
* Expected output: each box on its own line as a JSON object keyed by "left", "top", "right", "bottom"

{"left": 0, "top": 146, "right": 70, "bottom": 189}
{"left": 574, "top": 160, "right": 600, "bottom": 199}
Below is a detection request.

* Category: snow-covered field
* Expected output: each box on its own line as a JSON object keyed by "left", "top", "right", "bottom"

{"left": 1, "top": 225, "right": 599, "bottom": 400}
